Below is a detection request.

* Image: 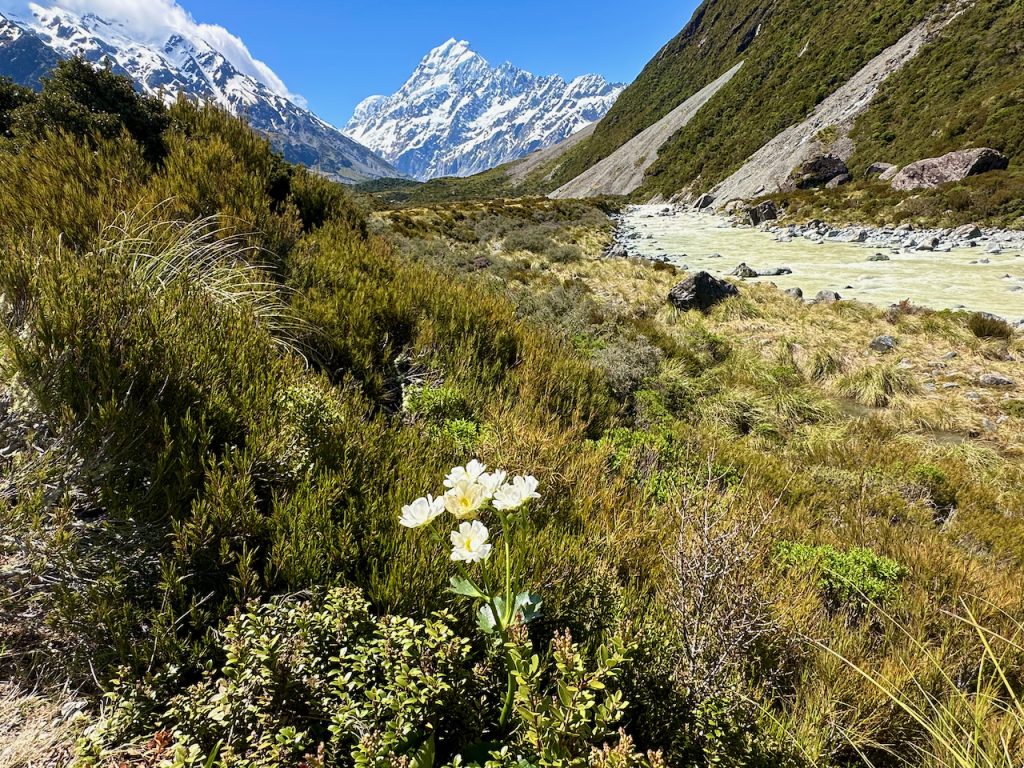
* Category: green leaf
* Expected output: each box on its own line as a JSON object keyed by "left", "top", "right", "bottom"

{"left": 557, "top": 681, "right": 574, "bottom": 708}
{"left": 447, "top": 576, "right": 488, "bottom": 599}
{"left": 512, "top": 591, "right": 542, "bottom": 624}
{"left": 477, "top": 604, "right": 497, "bottom": 634}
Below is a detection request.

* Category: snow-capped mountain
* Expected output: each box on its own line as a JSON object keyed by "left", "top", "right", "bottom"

{"left": 0, "top": 4, "right": 401, "bottom": 183}
{"left": 344, "top": 39, "right": 625, "bottom": 181}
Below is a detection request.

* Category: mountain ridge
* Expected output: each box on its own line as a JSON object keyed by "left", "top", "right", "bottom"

{"left": 0, "top": 4, "right": 402, "bottom": 184}
{"left": 344, "top": 38, "right": 625, "bottom": 181}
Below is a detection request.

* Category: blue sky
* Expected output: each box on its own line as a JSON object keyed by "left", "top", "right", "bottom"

{"left": 178, "top": 1, "right": 699, "bottom": 126}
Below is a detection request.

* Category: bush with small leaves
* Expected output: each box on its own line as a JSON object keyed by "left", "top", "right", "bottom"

{"left": 774, "top": 541, "right": 907, "bottom": 610}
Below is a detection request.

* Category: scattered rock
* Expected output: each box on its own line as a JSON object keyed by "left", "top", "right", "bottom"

{"left": 668, "top": 272, "right": 740, "bottom": 312}
{"left": 784, "top": 287, "right": 804, "bottom": 300}
{"left": 825, "top": 173, "right": 852, "bottom": 189}
{"left": 867, "top": 253, "right": 890, "bottom": 262}
{"left": 731, "top": 262, "right": 759, "bottom": 279}
{"left": 979, "top": 373, "right": 1015, "bottom": 388}
{"left": 869, "top": 335, "right": 899, "bottom": 353}
{"left": 942, "top": 351, "right": 959, "bottom": 360}
{"left": 812, "top": 290, "right": 842, "bottom": 304}
{"left": 890, "top": 148, "right": 1009, "bottom": 191}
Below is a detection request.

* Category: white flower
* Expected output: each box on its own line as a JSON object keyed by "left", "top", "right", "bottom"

{"left": 492, "top": 475, "right": 541, "bottom": 511}
{"left": 443, "top": 480, "right": 488, "bottom": 519}
{"left": 478, "top": 470, "right": 508, "bottom": 498}
{"left": 399, "top": 495, "right": 445, "bottom": 528}
{"left": 444, "top": 460, "right": 488, "bottom": 489}
{"left": 450, "top": 520, "right": 492, "bottom": 563}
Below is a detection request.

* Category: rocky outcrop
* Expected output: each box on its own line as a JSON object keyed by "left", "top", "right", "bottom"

{"left": 890, "top": 148, "right": 1009, "bottom": 191}
{"left": 668, "top": 272, "right": 739, "bottom": 312}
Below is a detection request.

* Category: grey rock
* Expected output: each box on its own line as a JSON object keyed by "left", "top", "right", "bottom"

{"left": 791, "top": 155, "right": 850, "bottom": 189}
{"left": 865, "top": 161, "right": 896, "bottom": 178}
{"left": 867, "top": 253, "right": 890, "bottom": 262}
{"left": 693, "top": 193, "right": 715, "bottom": 210}
{"left": 668, "top": 272, "right": 739, "bottom": 313}
{"left": 812, "top": 290, "right": 842, "bottom": 304}
{"left": 748, "top": 200, "right": 779, "bottom": 226}
{"left": 869, "top": 335, "right": 899, "bottom": 353}
{"left": 979, "top": 373, "right": 1015, "bottom": 388}
{"left": 825, "top": 173, "right": 852, "bottom": 188}
{"left": 891, "top": 148, "right": 1009, "bottom": 191}
{"left": 951, "top": 224, "right": 983, "bottom": 240}
{"left": 784, "top": 287, "right": 804, "bottom": 300}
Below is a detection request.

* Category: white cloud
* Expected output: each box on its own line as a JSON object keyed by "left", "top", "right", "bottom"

{"left": 0, "top": 0, "right": 306, "bottom": 105}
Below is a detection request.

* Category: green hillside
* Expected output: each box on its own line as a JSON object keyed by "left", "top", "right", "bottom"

{"left": 549, "top": 0, "right": 1023, "bottom": 200}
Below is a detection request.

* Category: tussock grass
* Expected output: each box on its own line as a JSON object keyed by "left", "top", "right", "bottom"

{"left": 836, "top": 364, "right": 921, "bottom": 408}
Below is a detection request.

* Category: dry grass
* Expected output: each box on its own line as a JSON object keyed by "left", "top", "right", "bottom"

{"left": 0, "top": 685, "right": 80, "bottom": 768}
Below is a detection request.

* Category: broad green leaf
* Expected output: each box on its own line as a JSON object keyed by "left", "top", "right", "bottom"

{"left": 447, "top": 576, "right": 487, "bottom": 599}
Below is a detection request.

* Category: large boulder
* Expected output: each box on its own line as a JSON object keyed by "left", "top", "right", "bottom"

{"left": 825, "top": 173, "right": 852, "bottom": 189}
{"left": 668, "top": 272, "right": 739, "bottom": 312}
{"left": 790, "top": 155, "right": 850, "bottom": 190}
{"left": 748, "top": 200, "right": 778, "bottom": 225}
{"left": 890, "top": 148, "right": 1009, "bottom": 191}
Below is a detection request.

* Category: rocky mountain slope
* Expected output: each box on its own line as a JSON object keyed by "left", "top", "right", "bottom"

{"left": 343, "top": 39, "right": 624, "bottom": 181}
{"left": 0, "top": 5, "right": 400, "bottom": 184}
{"left": 545, "top": 0, "right": 1023, "bottom": 204}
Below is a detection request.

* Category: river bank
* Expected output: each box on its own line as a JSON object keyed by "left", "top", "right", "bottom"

{"left": 614, "top": 205, "right": 1024, "bottom": 321}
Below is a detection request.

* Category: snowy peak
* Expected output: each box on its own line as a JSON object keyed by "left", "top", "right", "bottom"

{"left": 344, "top": 39, "right": 625, "bottom": 181}
{"left": 0, "top": 3, "right": 401, "bottom": 183}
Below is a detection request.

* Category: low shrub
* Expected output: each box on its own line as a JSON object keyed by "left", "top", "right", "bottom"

{"left": 774, "top": 541, "right": 907, "bottom": 610}
{"left": 968, "top": 312, "right": 1014, "bottom": 340}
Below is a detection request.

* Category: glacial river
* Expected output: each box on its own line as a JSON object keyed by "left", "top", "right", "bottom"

{"left": 624, "top": 207, "right": 1024, "bottom": 320}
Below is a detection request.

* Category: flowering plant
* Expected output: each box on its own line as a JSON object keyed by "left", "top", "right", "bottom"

{"left": 400, "top": 459, "right": 542, "bottom": 727}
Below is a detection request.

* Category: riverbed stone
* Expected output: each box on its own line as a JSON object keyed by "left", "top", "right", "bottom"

{"left": 867, "top": 253, "right": 890, "bottom": 261}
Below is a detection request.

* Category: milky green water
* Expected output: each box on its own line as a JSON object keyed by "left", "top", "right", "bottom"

{"left": 626, "top": 207, "right": 1024, "bottom": 320}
